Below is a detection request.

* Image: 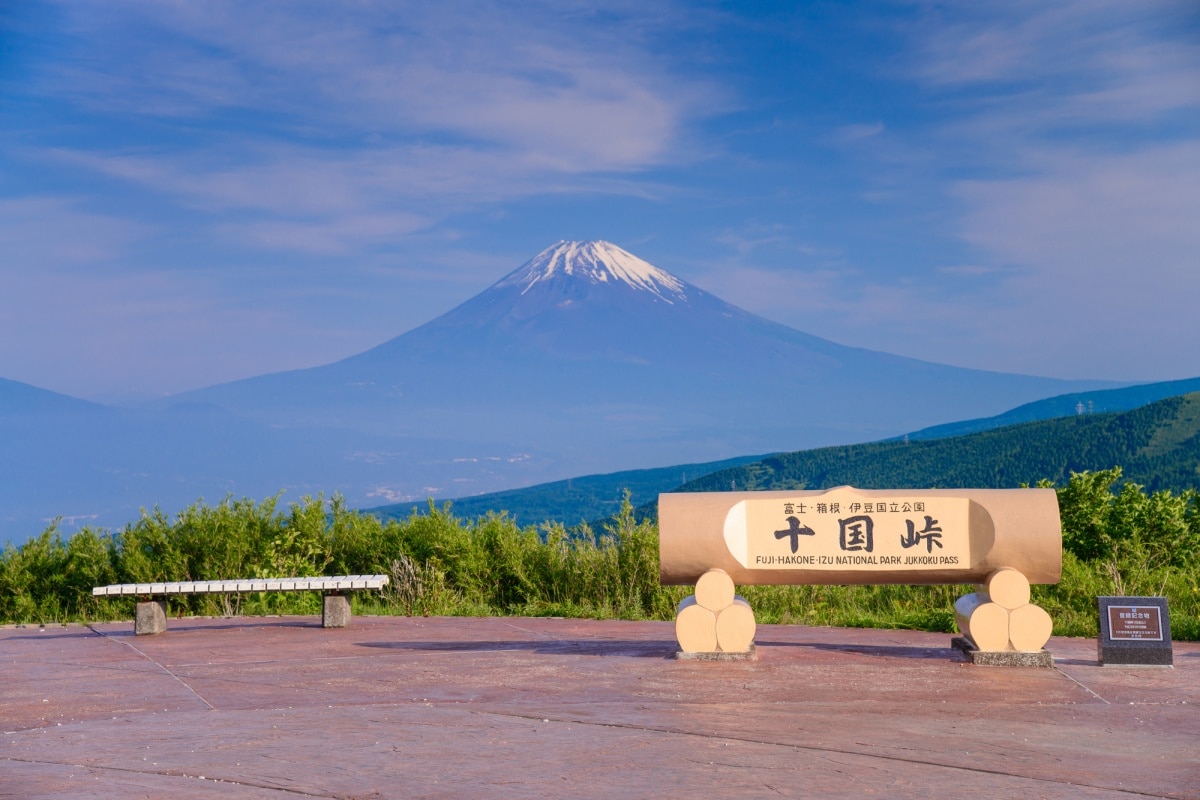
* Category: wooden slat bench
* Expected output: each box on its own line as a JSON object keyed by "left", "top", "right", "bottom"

{"left": 92, "top": 575, "right": 390, "bottom": 635}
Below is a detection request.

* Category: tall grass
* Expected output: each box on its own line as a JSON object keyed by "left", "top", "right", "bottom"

{"left": 2, "top": 474, "right": 1197, "bottom": 640}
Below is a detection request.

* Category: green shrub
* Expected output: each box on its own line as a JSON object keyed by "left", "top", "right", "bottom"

{"left": 1, "top": 474, "right": 1196, "bottom": 640}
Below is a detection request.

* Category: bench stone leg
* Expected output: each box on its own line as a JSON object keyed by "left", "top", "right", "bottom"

{"left": 323, "top": 593, "right": 351, "bottom": 628}
{"left": 135, "top": 599, "right": 168, "bottom": 635}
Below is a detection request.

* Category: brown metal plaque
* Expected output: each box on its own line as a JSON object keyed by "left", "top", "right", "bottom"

{"left": 1107, "top": 605, "right": 1164, "bottom": 641}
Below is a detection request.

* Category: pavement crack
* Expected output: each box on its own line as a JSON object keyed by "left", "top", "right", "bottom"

{"left": 3, "top": 756, "right": 342, "bottom": 798}
{"left": 85, "top": 625, "right": 217, "bottom": 711}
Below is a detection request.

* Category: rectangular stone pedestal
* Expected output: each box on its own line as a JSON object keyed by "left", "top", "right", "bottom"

{"left": 135, "top": 599, "right": 167, "bottom": 635}
{"left": 675, "top": 645, "right": 757, "bottom": 661}
{"left": 951, "top": 636, "right": 1052, "bottom": 667}
{"left": 322, "top": 593, "right": 351, "bottom": 628}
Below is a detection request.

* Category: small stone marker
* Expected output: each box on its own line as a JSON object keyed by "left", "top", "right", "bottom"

{"left": 1097, "top": 596, "right": 1172, "bottom": 666}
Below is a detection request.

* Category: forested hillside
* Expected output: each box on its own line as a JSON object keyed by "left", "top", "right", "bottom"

{"left": 673, "top": 392, "right": 1200, "bottom": 498}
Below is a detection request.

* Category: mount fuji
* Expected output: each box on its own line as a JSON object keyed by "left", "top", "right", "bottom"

{"left": 177, "top": 240, "right": 1107, "bottom": 485}
{"left": 1, "top": 241, "right": 1112, "bottom": 543}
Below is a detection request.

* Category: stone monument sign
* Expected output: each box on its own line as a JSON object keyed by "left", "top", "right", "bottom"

{"left": 660, "top": 486, "right": 1062, "bottom": 663}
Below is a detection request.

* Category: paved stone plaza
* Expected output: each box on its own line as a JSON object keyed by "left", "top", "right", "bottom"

{"left": 3, "top": 615, "right": 1197, "bottom": 798}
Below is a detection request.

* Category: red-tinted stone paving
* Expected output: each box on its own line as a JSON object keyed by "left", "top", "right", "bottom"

{"left": 2, "top": 615, "right": 1197, "bottom": 799}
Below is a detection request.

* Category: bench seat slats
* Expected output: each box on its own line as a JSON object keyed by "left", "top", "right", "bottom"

{"left": 91, "top": 575, "right": 388, "bottom": 597}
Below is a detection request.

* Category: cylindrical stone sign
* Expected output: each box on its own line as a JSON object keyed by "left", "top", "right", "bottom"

{"left": 675, "top": 596, "right": 719, "bottom": 653}
{"left": 694, "top": 567, "right": 736, "bottom": 611}
{"left": 715, "top": 597, "right": 756, "bottom": 653}
{"left": 659, "top": 486, "right": 1062, "bottom": 586}
{"left": 954, "top": 592, "right": 1010, "bottom": 652}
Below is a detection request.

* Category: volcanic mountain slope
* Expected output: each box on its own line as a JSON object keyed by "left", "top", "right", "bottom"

{"left": 0, "top": 241, "right": 1117, "bottom": 543}
{"left": 179, "top": 241, "right": 1110, "bottom": 474}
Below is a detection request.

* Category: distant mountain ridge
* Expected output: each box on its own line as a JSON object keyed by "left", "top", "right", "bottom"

{"left": 368, "top": 381, "right": 1200, "bottom": 527}
{"left": 901, "top": 376, "right": 1200, "bottom": 441}
{"left": 0, "top": 377, "right": 106, "bottom": 416}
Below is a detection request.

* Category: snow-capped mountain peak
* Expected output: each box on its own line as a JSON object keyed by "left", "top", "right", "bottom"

{"left": 496, "top": 241, "right": 688, "bottom": 303}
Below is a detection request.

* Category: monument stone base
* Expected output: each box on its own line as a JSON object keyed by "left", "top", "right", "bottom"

{"left": 676, "top": 645, "right": 757, "bottom": 661}
{"left": 952, "top": 636, "right": 1053, "bottom": 667}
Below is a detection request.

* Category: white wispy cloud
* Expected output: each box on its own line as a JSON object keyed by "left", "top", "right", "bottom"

{"left": 764, "top": 0, "right": 1200, "bottom": 379}
{"left": 0, "top": 196, "right": 147, "bottom": 268}
{"left": 31, "top": 0, "right": 716, "bottom": 255}
{"left": 908, "top": 0, "right": 1200, "bottom": 135}
{"left": 955, "top": 142, "right": 1200, "bottom": 304}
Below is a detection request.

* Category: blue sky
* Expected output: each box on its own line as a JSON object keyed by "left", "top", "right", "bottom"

{"left": 2, "top": 0, "right": 1199, "bottom": 403}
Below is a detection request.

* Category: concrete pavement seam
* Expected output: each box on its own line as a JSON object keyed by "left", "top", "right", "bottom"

{"left": 85, "top": 625, "right": 217, "bottom": 711}
{"left": 454, "top": 707, "right": 1174, "bottom": 798}
{"left": 1, "top": 756, "right": 342, "bottom": 798}
{"left": 1054, "top": 666, "right": 1112, "bottom": 705}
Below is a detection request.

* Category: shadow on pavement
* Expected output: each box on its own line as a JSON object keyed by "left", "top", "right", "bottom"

{"left": 357, "top": 638, "right": 677, "bottom": 659}
{"left": 757, "top": 639, "right": 968, "bottom": 661}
